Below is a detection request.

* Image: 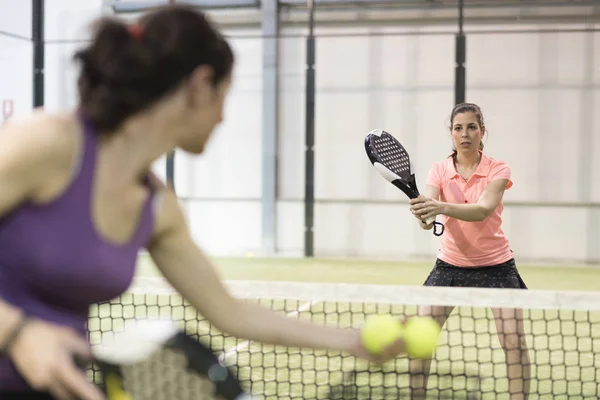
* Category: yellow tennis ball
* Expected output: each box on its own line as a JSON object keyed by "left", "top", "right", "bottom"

{"left": 403, "top": 316, "right": 441, "bottom": 359}
{"left": 105, "top": 373, "right": 132, "bottom": 400}
{"left": 361, "top": 315, "right": 404, "bottom": 355}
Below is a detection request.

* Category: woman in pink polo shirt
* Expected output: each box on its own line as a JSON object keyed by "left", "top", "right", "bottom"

{"left": 408, "top": 103, "right": 530, "bottom": 400}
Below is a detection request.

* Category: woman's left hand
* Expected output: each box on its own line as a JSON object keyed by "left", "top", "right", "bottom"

{"left": 349, "top": 325, "right": 406, "bottom": 364}
{"left": 409, "top": 196, "right": 444, "bottom": 221}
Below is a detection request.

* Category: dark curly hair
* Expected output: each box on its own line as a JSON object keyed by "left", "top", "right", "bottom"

{"left": 74, "top": 5, "right": 234, "bottom": 134}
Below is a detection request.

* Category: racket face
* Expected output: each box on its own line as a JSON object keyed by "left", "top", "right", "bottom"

{"left": 94, "top": 320, "right": 250, "bottom": 400}
{"left": 365, "top": 129, "right": 420, "bottom": 199}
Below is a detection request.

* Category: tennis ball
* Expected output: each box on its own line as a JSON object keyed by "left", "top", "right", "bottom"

{"left": 361, "top": 315, "right": 404, "bottom": 355}
{"left": 403, "top": 316, "right": 441, "bottom": 359}
{"left": 105, "top": 373, "right": 132, "bottom": 400}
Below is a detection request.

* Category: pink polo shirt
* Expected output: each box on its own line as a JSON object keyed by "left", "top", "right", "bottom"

{"left": 426, "top": 151, "right": 513, "bottom": 267}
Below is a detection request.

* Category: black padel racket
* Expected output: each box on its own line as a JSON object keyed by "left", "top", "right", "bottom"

{"left": 365, "top": 129, "right": 444, "bottom": 236}
{"left": 92, "top": 319, "right": 254, "bottom": 400}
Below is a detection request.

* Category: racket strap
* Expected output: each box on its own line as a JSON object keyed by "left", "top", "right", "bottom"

{"left": 432, "top": 221, "right": 444, "bottom": 237}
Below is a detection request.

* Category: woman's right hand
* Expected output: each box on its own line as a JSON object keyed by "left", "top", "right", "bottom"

{"left": 8, "top": 318, "right": 104, "bottom": 400}
{"left": 418, "top": 219, "right": 434, "bottom": 230}
{"left": 410, "top": 196, "right": 434, "bottom": 230}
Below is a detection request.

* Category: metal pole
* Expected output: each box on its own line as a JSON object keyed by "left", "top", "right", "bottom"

{"left": 32, "top": 0, "right": 44, "bottom": 108}
{"left": 166, "top": 0, "right": 176, "bottom": 191}
{"left": 455, "top": 0, "right": 466, "bottom": 104}
{"left": 261, "top": 0, "right": 280, "bottom": 256}
{"left": 304, "top": 0, "right": 316, "bottom": 257}
{"left": 166, "top": 150, "right": 175, "bottom": 191}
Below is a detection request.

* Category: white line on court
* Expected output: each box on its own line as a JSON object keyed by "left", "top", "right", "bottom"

{"left": 218, "top": 300, "right": 320, "bottom": 366}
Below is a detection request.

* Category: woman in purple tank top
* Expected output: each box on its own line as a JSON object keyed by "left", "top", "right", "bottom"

{"left": 0, "top": 5, "right": 406, "bottom": 400}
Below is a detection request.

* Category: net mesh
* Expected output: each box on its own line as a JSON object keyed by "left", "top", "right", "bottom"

{"left": 87, "top": 278, "right": 600, "bottom": 400}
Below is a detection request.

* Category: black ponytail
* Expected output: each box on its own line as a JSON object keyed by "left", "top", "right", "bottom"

{"left": 74, "top": 5, "right": 234, "bottom": 134}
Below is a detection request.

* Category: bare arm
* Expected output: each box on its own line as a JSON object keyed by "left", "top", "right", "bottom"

{"left": 0, "top": 303, "right": 26, "bottom": 349}
{"left": 147, "top": 188, "right": 398, "bottom": 359}
{"left": 441, "top": 179, "right": 509, "bottom": 221}
{"left": 411, "top": 179, "right": 510, "bottom": 223}
{"left": 0, "top": 116, "right": 103, "bottom": 400}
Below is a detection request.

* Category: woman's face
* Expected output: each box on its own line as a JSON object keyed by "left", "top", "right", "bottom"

{"left": 176, "top": 69, "right": 232, "bottom": 155}
{"left": 450, "top": 111, "right": 484, "bottom": 155}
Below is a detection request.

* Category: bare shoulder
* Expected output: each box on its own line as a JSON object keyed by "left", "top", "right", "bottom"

{"left": 0, "top": 111, "right": 79, "bottom": 164}
{"left": 0, "top": 111, "right": 82, "bottom": 203}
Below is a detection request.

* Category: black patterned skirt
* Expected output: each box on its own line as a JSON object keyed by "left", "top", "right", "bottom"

{"left": 423, "top": 258, "right": 528, "bottom": 289}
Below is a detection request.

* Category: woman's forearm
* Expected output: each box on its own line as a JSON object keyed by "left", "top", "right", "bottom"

{"left": 0, "top": 299, "right": 25, "bottom": 351}
{"left": 221, "top": 300, "right": 358, "bottom": 354}
{"left": 442, "top": 202, "right": 488, "bottom": 222}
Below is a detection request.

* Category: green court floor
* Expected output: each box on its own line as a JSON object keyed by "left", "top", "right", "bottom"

{"left": 135, "top": 254, "right": 600, "bottom": 292}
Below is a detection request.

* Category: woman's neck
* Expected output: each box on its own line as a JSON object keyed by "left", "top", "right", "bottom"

{"left": 454, "top": 149, "right": 481, "bottom": 169}
{"left": 99, "top": 115, "right": 177, "bottom": 183}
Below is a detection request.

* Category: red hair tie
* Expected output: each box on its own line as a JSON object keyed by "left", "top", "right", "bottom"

{"left": 129, "top": 23, "right": 143, "bottom": 39}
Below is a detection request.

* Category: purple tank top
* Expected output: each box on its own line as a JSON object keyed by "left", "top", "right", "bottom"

{"left": 0, "top": 115, "right": 155, "bottom": 391}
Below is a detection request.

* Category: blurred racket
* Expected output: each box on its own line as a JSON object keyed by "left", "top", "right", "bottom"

{"left": 92, "top": 319, "right": 254, "bottom": 400}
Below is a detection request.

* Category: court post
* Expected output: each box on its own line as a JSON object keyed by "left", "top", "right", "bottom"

{"left": 32, "top": 0, "right": 44, "bottom": 108}
{"left": 261, "top": 0, "right": 279, "bottom": 256}
{"left": 455, "top": 0, "right": 466, "bottom": 105}
{"left": 304, "top": 0, "right": 316, "bottom": 258}
{"left": 166, "top": 0, "right": 176, "bottom": 191}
